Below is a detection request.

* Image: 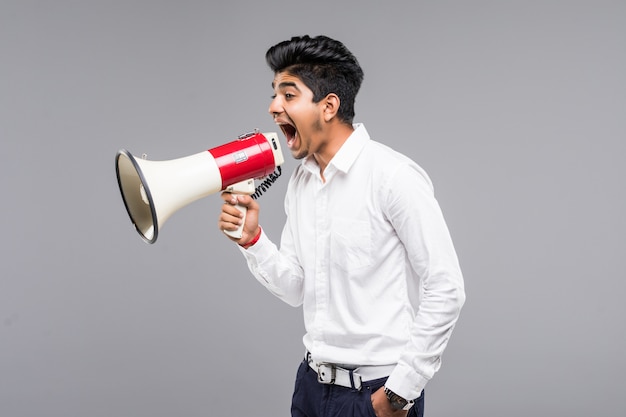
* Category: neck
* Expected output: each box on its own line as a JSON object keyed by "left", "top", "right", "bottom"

{"left": 313, "top": 122, "right": 354, "bottom": 176}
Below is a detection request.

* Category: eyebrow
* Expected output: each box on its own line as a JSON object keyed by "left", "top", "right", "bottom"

{"left": 271, "top": 81, "right": 301, "bottom": 91}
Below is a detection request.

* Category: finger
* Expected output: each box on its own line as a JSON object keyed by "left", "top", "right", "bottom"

{"left": 218, "top": 217, "right": 242, "bottom": 235}
{"left": 234, "top": 194, "right": 258, "bottom": 211}
{"left": 222, "top": 203, "right": 244, "bottom": 218}
{"left": 220, "top": 191, "right": 237, "bottom": 204}
{"left": 219, "top": 209, "right": 243, "bottom": 225}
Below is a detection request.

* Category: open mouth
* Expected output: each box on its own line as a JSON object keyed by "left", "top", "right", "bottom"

{"left": 279, "top": 123, "right": 297, "bottom": 149}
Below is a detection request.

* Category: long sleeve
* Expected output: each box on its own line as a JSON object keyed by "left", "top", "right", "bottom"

{"left": 238, "top": 215, "right": 305, "bottom": 308}
{"left": 383, "top": 163, "right": 466, "bottom": 400}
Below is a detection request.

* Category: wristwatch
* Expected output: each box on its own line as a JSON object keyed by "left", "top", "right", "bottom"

{"left": 384, "top": 386, "right": 414, "bottom": 411}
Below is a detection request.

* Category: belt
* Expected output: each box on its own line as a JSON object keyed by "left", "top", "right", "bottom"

{"left": 306, "top": 353, "right": 396, "bottom": 391}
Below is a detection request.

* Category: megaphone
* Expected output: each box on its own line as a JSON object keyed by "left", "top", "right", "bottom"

{"left": 115, "top": 130, "right": 284, "bottom": 244}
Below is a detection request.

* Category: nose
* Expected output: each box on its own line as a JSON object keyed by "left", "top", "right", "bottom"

{"left": 268, "top": 96, "right": 283, "bottom": 117}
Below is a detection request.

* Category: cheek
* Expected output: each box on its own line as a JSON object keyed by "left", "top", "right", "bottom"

{"left": 312, "top": 119, "right": 323, "bottom": 132}
{"left": 288, "top": 102, "right": 321, "bottom": 130}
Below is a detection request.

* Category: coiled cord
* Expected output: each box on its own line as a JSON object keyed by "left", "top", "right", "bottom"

{"left": 251, "top": 166, "right": 282, "bottom": 200}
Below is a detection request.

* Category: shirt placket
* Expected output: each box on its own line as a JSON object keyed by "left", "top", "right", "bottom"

{"left": 313, "top": 171, "right": 331, "bottom": 345}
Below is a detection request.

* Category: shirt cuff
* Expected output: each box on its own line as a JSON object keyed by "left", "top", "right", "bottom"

{"left": 238, "top": 228, "right": 270, "bottom": 257}
{"left": 385, "top": 361, "right": 429, "bottom": 401}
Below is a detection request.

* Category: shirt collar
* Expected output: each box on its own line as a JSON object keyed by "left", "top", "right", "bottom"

{"left": 302, "top": 123, "right": 370, "bottom": 175}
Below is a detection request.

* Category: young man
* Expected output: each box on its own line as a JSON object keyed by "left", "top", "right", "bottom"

{"left": 218, "top": 35, "right": 465, "bottom": 417}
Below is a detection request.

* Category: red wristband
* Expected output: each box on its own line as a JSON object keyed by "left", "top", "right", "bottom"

{"left": 240, "top": 227, "right": 262, "bottom": 249}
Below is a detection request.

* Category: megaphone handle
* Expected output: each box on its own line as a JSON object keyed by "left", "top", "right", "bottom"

{"left": 223, "top": 179, "right": 256, "bottom": 239}
{"left": 223, "top": 196, "right": 246, "bottom": 239}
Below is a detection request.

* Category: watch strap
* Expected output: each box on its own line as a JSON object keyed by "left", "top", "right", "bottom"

{"left": 384, "top": 386, "right": 414, "bottom": 411}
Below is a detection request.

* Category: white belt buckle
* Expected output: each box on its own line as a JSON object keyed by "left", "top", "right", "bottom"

{"left": 316, "top": 362, "right": 363, "bottom": 390}
{"left": 317, "top": 363, "right": 336, "bottom": 384}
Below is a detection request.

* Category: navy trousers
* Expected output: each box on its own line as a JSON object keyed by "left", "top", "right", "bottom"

{"left": 291, "top": 359, "right": 424, "bottom": 417}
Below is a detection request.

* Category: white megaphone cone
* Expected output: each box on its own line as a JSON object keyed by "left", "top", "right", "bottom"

{"left": 115, "top": 131, "right": 284, "bottom": 244}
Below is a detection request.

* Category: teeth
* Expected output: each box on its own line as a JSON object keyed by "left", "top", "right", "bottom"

{"left": 287, "top": 133, "right": 296, "bottom": 148}
{"left": 280, "top": 123, "right": 297, "bottom": 148}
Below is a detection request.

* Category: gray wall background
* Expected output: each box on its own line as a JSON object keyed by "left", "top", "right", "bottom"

{"left": 1, "top": 1, "right": 624, "bottom": 416}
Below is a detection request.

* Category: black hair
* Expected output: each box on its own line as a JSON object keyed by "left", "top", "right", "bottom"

{"left": 266, "top": 35, "right": 364, "bottom": 124}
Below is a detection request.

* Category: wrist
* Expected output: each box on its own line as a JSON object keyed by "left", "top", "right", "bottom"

{"left": 240, "top": 227, "right": 262, "bottom": 249}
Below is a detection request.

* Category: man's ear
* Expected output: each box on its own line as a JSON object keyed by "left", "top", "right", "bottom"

{"left": 322, "top": 93, "right": 341, "bottom": 122}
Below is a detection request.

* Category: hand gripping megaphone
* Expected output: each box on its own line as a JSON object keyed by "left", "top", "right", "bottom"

{"left": 115, "top": 130, "right": 284, "bottom": 244}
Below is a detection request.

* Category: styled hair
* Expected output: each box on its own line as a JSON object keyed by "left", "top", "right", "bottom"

{"left": 266, "top": 35, "right": 364, "bottom": 124}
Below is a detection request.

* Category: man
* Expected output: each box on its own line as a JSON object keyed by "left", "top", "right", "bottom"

{"left": 218, "top": 35, "right": 465, "bottom": 417}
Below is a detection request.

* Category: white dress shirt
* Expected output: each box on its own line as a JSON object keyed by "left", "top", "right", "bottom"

{"left": 239, "top": 123, "right": 465, "bottom": 400}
